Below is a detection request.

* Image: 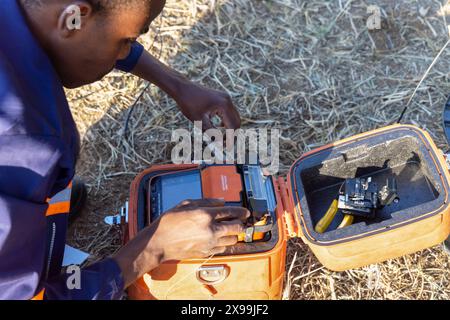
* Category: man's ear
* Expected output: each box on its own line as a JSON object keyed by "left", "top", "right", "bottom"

{"left": 57, "top": 2, "right": 93, "bottom": 37}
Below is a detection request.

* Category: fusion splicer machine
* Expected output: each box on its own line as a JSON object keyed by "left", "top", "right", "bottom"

{"left": 338, "top": 177, "right": 399, "bottom": 218}
{"left": 147, "top": 164, "right": 276, "bottom": 243}
{"left": 315, "top": 176, "right": 399, "bottom": 233}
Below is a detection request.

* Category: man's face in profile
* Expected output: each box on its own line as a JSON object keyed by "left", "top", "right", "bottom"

{"left": 47, "top": 2, "right": 151, "bottom": 88}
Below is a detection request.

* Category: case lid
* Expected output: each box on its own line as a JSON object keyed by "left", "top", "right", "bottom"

{"left": 287, "top": 124, "right": 450, "bottom": 246}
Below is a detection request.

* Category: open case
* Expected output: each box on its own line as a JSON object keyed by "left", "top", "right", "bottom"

{"left": 120, "top": 124, "right": 450, "bottom": 300}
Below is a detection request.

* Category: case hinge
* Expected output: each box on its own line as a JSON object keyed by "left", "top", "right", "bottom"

{"left": 443, "top": 151, "right": 450, "bottom": 170}
{"left": 104, "top": 201, "right": 129, "bottom": 226}
{"left": 277, "top": 177, "right": 298, "bottom": 238}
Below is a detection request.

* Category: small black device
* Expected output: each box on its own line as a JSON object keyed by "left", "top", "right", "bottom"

{"left": 338, "top": 176, "right": 399, "bottom": 218}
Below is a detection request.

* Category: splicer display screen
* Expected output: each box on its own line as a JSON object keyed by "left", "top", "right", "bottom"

{"left": 160, "top": 171, "right": 202, "bottom": 212}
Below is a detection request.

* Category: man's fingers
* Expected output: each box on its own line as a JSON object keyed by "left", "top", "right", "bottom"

{"left": 197, "top": 198, "right": 226, "bottom": 207}
{"left": 202, "top": 114, "right": 214, "bottom": 131}
{"left": 216, "top": 235, "right": 239, "bottom": 247}
{"left": 208, "top": 246, "right": 227, "bottom": 256}
{"left": 176, "top": 198, "right": 225, "bottom": 209}
{"left": 220, "top": 101, "right": 241, "bottom": 129}
{"left": 213, "top": 219, "right": 245, "bottom": 237}
{"left": 209, "top": 206, "right": 250, "bottom": 222}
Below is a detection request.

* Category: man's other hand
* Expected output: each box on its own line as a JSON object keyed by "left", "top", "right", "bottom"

{"left": 175, "top": 83, "right": 241, "bottom": 130}
{"left": 113, "top": 199, "right": 250, "bottom": 287}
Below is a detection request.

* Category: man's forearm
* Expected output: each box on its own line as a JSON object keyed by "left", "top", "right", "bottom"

{"left": 113, "top": 222, "right": 164, "bottom": 288}
{"left": 130, "top": 47, "right": 241, "bottom": 129}
{"left": 131, "top": 49, "right": 189, "bottom": 99}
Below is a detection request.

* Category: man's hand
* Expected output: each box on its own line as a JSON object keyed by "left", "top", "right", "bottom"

{"left": 151, "top": 199, "right": 249, "bottom": 260}
{"left": 174, "top": 82, "right": 241, "bottom": 130}
{"left": 113, "top": 199, "right": 250, "bottom": 288}
{"left": 131, "top": 50, "right": 241, "bottom": 130}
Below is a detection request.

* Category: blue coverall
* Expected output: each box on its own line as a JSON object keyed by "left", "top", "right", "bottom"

{"left": 0, "top": 0, "right": 145, "bottom": 299}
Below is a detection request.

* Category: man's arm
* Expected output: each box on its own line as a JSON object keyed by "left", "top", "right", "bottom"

{"left": 46, "top": 200, "right": 250, "bottom": 296}
{"left": 118, "top": 44, "right": 241, "bottom": 130}
{"left": 130, "top": 50, "right": 241, "bottom": 130}
{"left": 112, "top": 199, "right": 249, "bottom": 288}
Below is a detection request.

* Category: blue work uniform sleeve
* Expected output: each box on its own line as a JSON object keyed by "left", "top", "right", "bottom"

{"left": 0, "top": 74, "right": 125, "bottom": 300}
{"left": 115, "top": 42, "right": 145, "bottom": 72}
{"left": 0, "top": 135, "right": 126, "bottom": 300}
{"left": 0, "top": 188, "right": 48, "bottom": 299}
{"left": 43, "top": 258, "right": 125, "bottom": 300}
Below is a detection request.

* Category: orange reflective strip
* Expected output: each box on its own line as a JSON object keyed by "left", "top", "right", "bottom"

{"left": 45, "top": 201, "right": 71, "bottom": 216}
{"left": 31, "top": 289, "right": 45, "bottom": 300}
{"left": 45, "top": 181, "right": 73, "bottom": 216}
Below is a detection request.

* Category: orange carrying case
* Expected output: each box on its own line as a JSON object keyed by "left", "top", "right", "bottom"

{"left": 122, "top": 124, "right": 450, "bottom": 300}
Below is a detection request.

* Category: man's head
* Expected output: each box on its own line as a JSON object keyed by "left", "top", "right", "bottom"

{"left": 21, "top": 0, "right": 165, "bottom": 88}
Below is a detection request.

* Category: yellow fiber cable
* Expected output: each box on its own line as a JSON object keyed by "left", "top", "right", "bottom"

{"left": 315, "top": 200, "right": 338, "bottom": 233}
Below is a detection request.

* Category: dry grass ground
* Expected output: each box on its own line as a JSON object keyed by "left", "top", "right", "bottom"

{"left": 67, "top": 0, "right": 450, "bottom": 299}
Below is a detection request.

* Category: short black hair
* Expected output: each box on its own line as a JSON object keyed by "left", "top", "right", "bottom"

{"left": 86, "top": 0, "right": 152, "bottom": 12}
{"left": 22, "top": 0, "right": 152, "bottom": 13}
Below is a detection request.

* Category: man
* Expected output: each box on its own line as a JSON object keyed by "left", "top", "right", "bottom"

{"left": 0, "top": 0, "right": 250, "bottom": 299}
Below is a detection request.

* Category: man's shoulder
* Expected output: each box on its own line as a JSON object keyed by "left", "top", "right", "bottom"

{"left": 0, "top": 58, "right": 68, "bottom": 171}
{"left": 0, "top": 56, "right": 28, "bottom": 136}
{"left": 0, "top": 53, "right": 69, "bottom": 140}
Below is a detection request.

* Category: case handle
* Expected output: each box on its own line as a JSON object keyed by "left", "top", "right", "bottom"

{"left": 196, "top": 265, "right": 229, "bottom": 285}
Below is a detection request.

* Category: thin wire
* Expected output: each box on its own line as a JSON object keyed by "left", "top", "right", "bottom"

{"left": 397, "top": 38, "right": 450, "bottom": 123}
{"left": 164, "top": 254, "right": 217, "bottom": 298}
{"left": 122, "top": 11, "right": 165, "bottom": 141}
{"left": 123, "top": 82, "right": 151, "bottom": 141}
